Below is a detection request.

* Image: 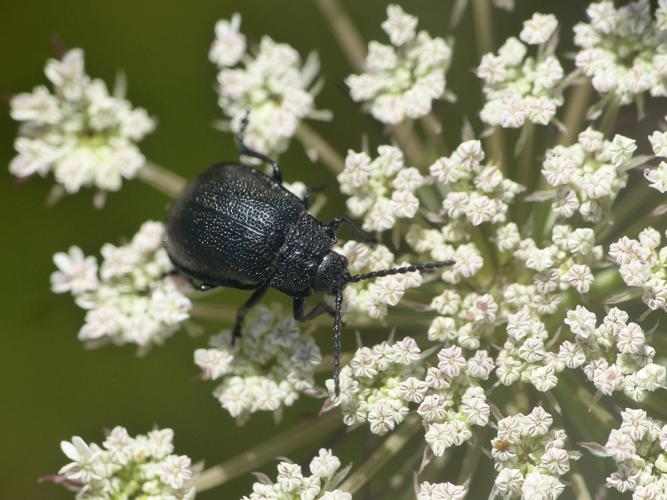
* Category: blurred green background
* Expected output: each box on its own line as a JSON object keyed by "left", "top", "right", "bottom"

{"left": 0, "top": 1, "right": 602, "bottom": 498}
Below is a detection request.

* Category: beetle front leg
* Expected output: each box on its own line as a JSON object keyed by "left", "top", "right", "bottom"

{"left": 293, "top": 297, "right": 335, "bottom": 321}
{"left": 327, "top": 217, "right": 376, "bottom": 244}
{"left": 231, "top": 283, "right": 270, "bottom": 344}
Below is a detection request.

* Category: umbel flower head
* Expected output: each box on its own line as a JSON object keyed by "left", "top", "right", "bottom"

{"left": 478, "top": 13, "right": 565, "bottom": 128}
{"left": 242, "top": 448, "right": 350, "bottom": 500}
{"left": 346, "top": 4, "right": 453, "bottom": 124}
{"left": 194, "top": 304, "right": 322, "bottom": 423}
{"left": 55, "top": 426, "right": 195, "bottom": 499}
{"left": 210, "top": 13, "right": 329, "bottom": 158}
{"left": 51, "top": 221, "right": 191, "bottom": 348}
{"left": 9, "top": 48, "right": 154, "bottom": 196}
{"left": 491, "top": 407, "right": 577, "bottom": 499}
{"left": 602, "top": 408, "right": 667, "bottom": 497}
{"left": 574, "top": 0, "right": 667, "bottom": 105}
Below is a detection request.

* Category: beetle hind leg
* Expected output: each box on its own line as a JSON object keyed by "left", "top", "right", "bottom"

{"left": 231, "top": 282, "right": 270, "bottom": 344}
{"left": 236, "top": 113, "right": 283, "bottom": 184}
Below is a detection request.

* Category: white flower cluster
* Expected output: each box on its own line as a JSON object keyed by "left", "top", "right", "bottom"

{"left": 645, "top": 128, "right": 667, "bottom": 192}
{"left": 9, "top": 48, "right": 154, "bottom": 194}
{"left": 416, "top": 221, "right": 601, "bottom": 393}
{"left": 242, "top": 448, "right": 350, "bottom": 500}
{"left": 495, "top": 308, "right": 563, "bottom": 393}
{"left": 492, "top": 407, "right": 574, "bottom": 499}
{"left": 211, "top": 14, "right": 323, "bottom": 157}
{"left": 325, "top": 337, "right": 423, "bottom": 435}
{"left": 560, "top": 306, "right": 665, "bottom": 401}
{"left": 541, "top": 128, "right": 635, "bottom": 223}
{"left": 51, "top": 221, "right": 191, "bottom": 348}
{"left": 603, "top": 408, "right": 667, "bottom": 497}
{"left": 417, "top": 481, "right": 467, "bottom": 500}
{"left": 610, "top": 227, "right": 667, "bottom": 311}
{"left": 57, "top": 427, "right": 194, "bottom": 499}
{"left": 420, "top": 346, "right": 493, "bottom": 456}
{"left": 478, "top": 14, "right": 563, "bottom": 128}
{"left": 338, "top": 146, "right": 425, "bottom": 232}
{"left": 430, "top": 140, "right": 524, "bottom": 226}
{"left": 574, "top": 1, "right": 667, "bottom": 104}
{"left": 346, "top": 4, "right": 452, "bottom": 124}
{"left": 194, "top": 305, "right": 321, "bottom": 422}
{"left": 326, "top": 339, "right": 492, "bottom": 457}
{"left": 514, "top": 224, "right": 603, "bottom": 297}
{"left": 336, "top": 241, "right": 422, "bottom": 319}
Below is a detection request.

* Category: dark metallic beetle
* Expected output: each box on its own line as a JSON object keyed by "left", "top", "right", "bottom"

{"left": 165, "top": 118, "right": 454, "bottom": 395}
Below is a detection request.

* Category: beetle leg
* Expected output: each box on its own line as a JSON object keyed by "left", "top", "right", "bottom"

{"left": 236, "top": 113, "right": 283, "bottom": 184}
{"left": 302, "top": 186, "right": 324, "bottom": 209}
{"left": 293, "top": 297, "right": 335, "bottom": 321}
{"left": 327, "top": 217, "right": 377, "bottom": 244}
{"left": 231, "top": 283, "right": 270, "bottom": 344}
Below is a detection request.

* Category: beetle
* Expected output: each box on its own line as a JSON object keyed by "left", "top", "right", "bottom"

{"left": 165, "top": 117, "right": 454, "bottom": 395}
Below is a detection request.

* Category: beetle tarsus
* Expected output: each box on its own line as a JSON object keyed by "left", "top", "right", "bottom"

{"left": 293, "top": 297, "right": 335, "bottom": 321}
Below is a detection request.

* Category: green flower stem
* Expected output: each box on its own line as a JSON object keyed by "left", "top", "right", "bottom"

{"left": 599, "top": 98, "right": 620, "bottom": 138}
{"left": 138, "top": 161, "right": 186, "bottom": 198}
{"left": 421, "top": 113, "right": 449, "bottom": 157}
{"left": 339, "top": 415, "right": 422, "bottom": 494}
{"left": 471, "top": 0, "right": 505, "bottom": 170}
{"left": 559, "top": 82, "right": 592, "bottom": 146}
{"left": 391, "top": 123, "right": 429, "bottom": 170}
{"left": 296, "top": 123, "right": 345, "bottom": 174}
{"left": 191, "top": 411, "right": 342, "bottom": 492}
{"left": 457, "top": 428, "right": 488, "bottom": 484}
{"left": 570, "top": 473, "right": 593, "bottom": 500}
{"left": 315, "top": 0, "right": 430, "bottom": 171}
{"left": 516, "top": 122, "right": 536, "bottom": 207}
{"left": 314, "top": 0, "right": 366, "bottom": 72}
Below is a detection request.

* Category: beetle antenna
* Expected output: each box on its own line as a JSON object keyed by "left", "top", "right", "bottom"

{"left": 345, "top": 260, "right": 455, "bottom": 283}
{"left": 333, "top": 286, "right": 345, "bottom": 397}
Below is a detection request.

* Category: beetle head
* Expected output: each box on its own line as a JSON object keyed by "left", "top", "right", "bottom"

{"left": 312, "top": 250, "right": 348, "bottom": 295}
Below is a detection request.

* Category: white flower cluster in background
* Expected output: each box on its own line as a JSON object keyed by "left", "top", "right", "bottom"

{"left": 417, "top": 481, "right": 467, "bottom": 500}
{"left": 346, "top": 4, "right": 452, "bottom": 124}
{"left": 610, "top": 228, "right": 667, "bottom": 312}
{"left": 9, "top": 48, "right": 154, "bottom": 195}
{"left": 325, "top": 337, "right": 423, "bottom": 435}
{"left": 541, "top": 128, "right": 635, "bottom": 223}
{"left": 574, "top": 1, "right": 667, "bottom": 104}
{"left": 560, "top": 306, "right": 665, "bottom": 401}
{"left": 478, "top": 14, "right": 564, "bottom": 128}
{"left": 492, "top": 407, "right": 575, "bottom": 499}
{"left": 195, "top": 305, "right": 322, "bottom": 423}
{"left": 50, "top": 221, "right": 191, "bottom": 348}
{"left": 338, "top": 146, "right": 425, "bottom": 232}
{"left": 242, "top": 448, "right": 351, "bottom": 500}
{"left": 430, "top": 140, "right": 524, "bottom": 226}
{"left": 645, "top": 128, "right": 667, "bottom": 192}
{"left": 210, "top": 13, "right": 325, "bottom": 157}
{"left": 336, "top": 241, "right": 422, "bottom": 319}
{"left": 603, "top": 408, "right": 667, "bottom": 497}
{"left": 57, "top": 427, "right": 194, "bottom": 499}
